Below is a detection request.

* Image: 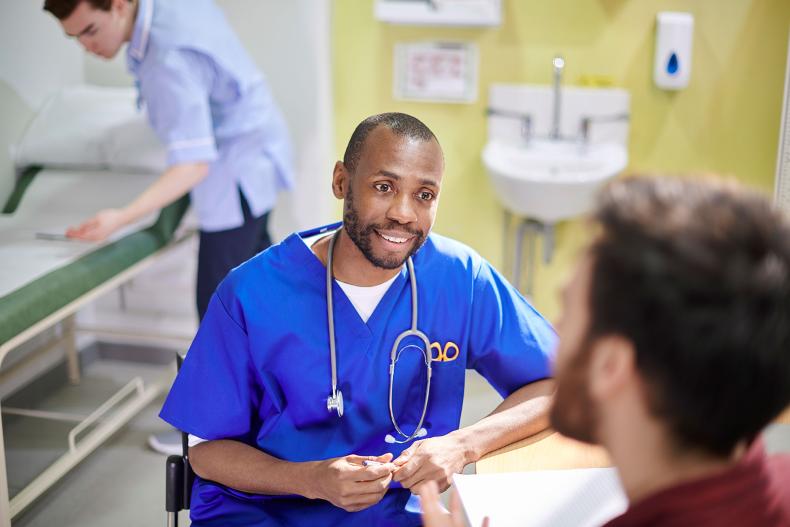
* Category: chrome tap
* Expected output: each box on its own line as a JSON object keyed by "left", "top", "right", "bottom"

{"left": 551, "top": 55, "right": 564, "bottom": 140}
{"left": 578, "top": 113, "right": 630, "bottom": 144}
{"left": 486, "top": 107, "right": 533, "bottom": 143}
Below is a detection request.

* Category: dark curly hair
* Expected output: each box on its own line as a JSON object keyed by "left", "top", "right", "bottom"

{"left": 588, "top": 175, "right": 790, "bottom": 457}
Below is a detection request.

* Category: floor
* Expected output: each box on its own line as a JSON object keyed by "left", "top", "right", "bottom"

{"left": 7, "top": 356, "right": 178, "bottom": 526}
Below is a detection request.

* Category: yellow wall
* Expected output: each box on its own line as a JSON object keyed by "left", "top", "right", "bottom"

{"left": 332, "top": 0, "right": 790, "bottom": 321}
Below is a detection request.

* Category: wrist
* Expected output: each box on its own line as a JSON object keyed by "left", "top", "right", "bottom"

{"left": 118, "top": 206, "right": 135, "bottom": 226}
{"left": 295, "top": 460, "right": 323, "bottom": 500}
{"left": 449, "top": 427, "right": 485, "bottom": 465}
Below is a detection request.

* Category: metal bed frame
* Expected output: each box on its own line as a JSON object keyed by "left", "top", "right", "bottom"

{"left": 0, "top": 231, "right": 194, "bottom": 526}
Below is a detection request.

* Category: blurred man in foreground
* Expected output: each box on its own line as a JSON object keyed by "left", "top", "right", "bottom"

{"left": 421, "top": 175, "right": 790, "bottom": 526}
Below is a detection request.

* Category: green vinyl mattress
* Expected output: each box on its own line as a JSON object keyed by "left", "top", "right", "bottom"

{"left": 0, "top": 167, "right": 189, "bottom": 348}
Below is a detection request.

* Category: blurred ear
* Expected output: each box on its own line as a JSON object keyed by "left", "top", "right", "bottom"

{"left": 332, "top": 161, "right": 349, "bottom": 199}
{"left": 588, "top": 335, "right": 635, "bottom": 401}
{"left": 113, "top": 0, "right": 128, "bottom": 14}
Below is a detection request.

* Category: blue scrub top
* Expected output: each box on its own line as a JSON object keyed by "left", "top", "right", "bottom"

{"left": 126, "top": 0, "right": 294, "bottom": 232}
{"left": 160, "top": 225, "right": 557, "bottom": 526}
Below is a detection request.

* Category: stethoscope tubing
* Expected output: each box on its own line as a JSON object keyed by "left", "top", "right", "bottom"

{"left": 326, "top": 228, "right": 432, "bottom": 443}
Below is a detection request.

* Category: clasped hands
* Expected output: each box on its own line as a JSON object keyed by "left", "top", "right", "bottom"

{"left": 308, "top": 434, "right": 467, "bottom": 513}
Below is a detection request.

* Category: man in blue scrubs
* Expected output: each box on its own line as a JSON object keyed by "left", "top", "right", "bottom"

{"left": 160, "top": 113, "right": 556, "bottom": 526}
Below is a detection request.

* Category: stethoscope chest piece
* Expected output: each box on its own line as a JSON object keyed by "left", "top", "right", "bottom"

{"left": 327, "top": 389, "right": 344, "bottom": 417}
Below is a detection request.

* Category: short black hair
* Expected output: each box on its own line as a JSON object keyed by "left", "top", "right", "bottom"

{"left": 342, "top": 112, "right": 439, "bottom": 173}
{"left": 44, "top": 0, "right": 112, "bottom": 19}
{"left": 589, "top": 176, "right": 790, "bottom": 457}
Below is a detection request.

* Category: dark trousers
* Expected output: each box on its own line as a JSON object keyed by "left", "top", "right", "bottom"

{"left": 196, "top": 192, "right": 271, "bottom": 319}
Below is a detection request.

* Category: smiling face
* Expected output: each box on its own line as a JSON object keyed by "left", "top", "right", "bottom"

{"left": 334, "top": 125, "right": 444, "bottom": 270}
{"left": 59, "top": 0, "right": 133, "bottom": 59}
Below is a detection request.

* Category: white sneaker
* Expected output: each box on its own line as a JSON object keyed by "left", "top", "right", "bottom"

{"left": 147, "top": 430, "right": 184, "bottom": 456}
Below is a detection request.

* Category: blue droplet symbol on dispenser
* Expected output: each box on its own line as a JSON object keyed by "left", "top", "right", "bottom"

{"left": 666, "top": 52, "right": 679, "bottom": 75}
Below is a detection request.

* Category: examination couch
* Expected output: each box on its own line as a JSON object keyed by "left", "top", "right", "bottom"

{"left": 0, "top": 85, "right": 191, "bottom": 525}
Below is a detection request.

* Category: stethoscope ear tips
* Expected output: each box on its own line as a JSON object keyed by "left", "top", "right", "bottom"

{"left": 384, "top": 427, "right": 428, "bottom": 444}
{"left": 327, "top": 389, "right": 344, "bottom": 417}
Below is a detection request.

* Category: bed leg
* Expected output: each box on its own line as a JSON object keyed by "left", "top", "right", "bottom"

{"left": 63, "top": 316, "right": 80, "bottom": 385}
{"left": 0, "top": 400, "right": 11, "bottom": 527}
{"left": 118, "top": 283, "right": 128, "bottom": 312}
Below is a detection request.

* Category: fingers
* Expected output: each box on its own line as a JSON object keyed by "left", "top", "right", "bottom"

{"left": 362, "top": 463, "right": 397, "bottom": 481}
{"left": 401, "top": 469, "right": 453, "bottom": 493}
{"left": 449, "top": 490, "right": 466, "bottom": 527}
{"left": 66, "top": 219, "right": 103, "bottom": 241}
{"left": 345, "top": 454, "right": 373, "bottom": 468}
{"left": 392, "top": 455, "right": 419, "bottom": 483}
{"left": 347, "top": 453, "right": 393, "bottom": 466}
{"left": 343, "top": 455, "right": 396, "bottom": 481}
{"left": 341, "top": 491, "right": 392, "bottom": 512}
{"left": 449, "top": 488, "right": 461, "bottom": 516}
{"left": 393, "top": 442, "right": 419, "bottom": 467}
{"left": 374, "top": 452, "right": 394, "bottom": 463}
{"left": 331, "top": 474, "right": 391, "bottom": 512}
{"left": 419, "top": 483, "right": 473, "bottom": 527}
{"left": 401, "top": 475, "right": 428, "bottom": 492}
{"left": 417, "top": 481, "right": 448, "bottom": 527}
{"left": 354, "top": 472, "right": 393, "bottom": 494}
{"left": 333, "top": 457, "right": 394, "bottom": 512}
{"left": 66, "top": 222, "right": 91, "bottom": 239}
{"left": 394, "top": 461, "right": 429, "bottom": 486}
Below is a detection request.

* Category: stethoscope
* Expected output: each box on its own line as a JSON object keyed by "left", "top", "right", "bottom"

{"left": 325, "top": 228, "right": 432, "bottom": 444}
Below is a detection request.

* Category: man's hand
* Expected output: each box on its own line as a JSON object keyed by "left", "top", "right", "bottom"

{"left": 392, "top": 434, "right": 469, "bottom": 493}
{"left": 66, "top": 208, "right": 128, "bottom": 241}
{"left": 419, "top": 480, "right": 489, "bottom": 527}
{"left": 308, "top": 453, "right": 396, "bottom": 512}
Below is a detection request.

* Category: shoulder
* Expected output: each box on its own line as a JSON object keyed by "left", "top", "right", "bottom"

{"left": 754, "top": 452, "right": 790, "bottom": 523}
{"left": 768, "top": 452, "right": 790, "bottom": 491}
{"left": 139, "top": 45, "right": 211, "bottom": 79}
{"left": 416, "top": 232, "right": 487, "bottom": 279}
{"left": 213, "top": 235, "right": 305, "bottom": 320}
{"left": 220, "top": 237, "right": 293, "bottom": 293}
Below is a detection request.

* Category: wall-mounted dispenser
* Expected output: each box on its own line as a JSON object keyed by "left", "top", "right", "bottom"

{"left": 654, "top": 12, "right": 694, "bottom": 90}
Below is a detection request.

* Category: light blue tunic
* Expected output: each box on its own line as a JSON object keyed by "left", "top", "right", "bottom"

{"left": 160, "top": 225, "right": 557, "bottom": 525}
{"left": 126, "top": 0, "right": 293, "bottom": 232}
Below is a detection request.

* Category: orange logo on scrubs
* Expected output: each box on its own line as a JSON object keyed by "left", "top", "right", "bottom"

{"left": 430, "top": 341, "right": 460, "bottom": 362}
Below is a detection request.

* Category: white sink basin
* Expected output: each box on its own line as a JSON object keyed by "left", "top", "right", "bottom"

{"left": 482, "top": 139, "right": 628, "bottom": 223}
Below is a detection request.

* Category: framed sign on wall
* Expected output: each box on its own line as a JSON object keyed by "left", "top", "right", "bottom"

{"left": 393, "top": 41, "right": 478, "bottom": 104}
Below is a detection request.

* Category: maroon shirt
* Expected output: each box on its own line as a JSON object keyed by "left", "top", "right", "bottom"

{"left": 605, "top": 443, "right": 790, "bottom": 527}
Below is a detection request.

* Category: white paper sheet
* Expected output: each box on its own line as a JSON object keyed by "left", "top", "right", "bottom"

{"left": 0, "top": 169, "right": 159, "bottom": 298}
{"left": 453, "top": 468, "right": 628, "bottom": 527}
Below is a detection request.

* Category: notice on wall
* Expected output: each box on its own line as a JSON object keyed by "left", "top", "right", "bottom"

{"left": 394, "top": 42, "right": 478, "bottom": 103}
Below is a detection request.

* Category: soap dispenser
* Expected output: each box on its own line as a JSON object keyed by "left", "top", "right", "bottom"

{"left": 654, "top": 12, "right": 694, "bottom": 90}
